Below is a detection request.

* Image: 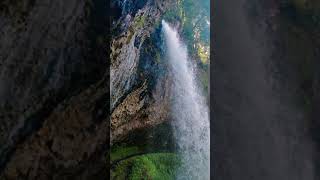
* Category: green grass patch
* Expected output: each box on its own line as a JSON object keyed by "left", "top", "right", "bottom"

{"left": 111, "top": 146, "right": 145, "bottom": 163}
{"left": 111, "top": 153, "right": 181, "bottom": 180}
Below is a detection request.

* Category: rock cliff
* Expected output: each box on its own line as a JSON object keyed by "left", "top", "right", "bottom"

{"left": 110, "top": 0, "right": 173, "bottom": 145}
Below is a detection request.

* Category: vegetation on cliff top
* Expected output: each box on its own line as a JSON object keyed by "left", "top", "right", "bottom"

{"left": 163, "top": 0, "right": 210, "bottom": 64}
{"left": 163, "top": 0, "right": 210, "bottom": 97}
{"left": 111, "top": 153, "right": 181, "bottom": 180}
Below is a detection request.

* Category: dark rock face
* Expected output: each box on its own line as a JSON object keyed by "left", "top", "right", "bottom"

{"left": 212, "top": 0, "right": 318, "bottom": 179}
{"left": 0, "top": 0, "right": 108, "bottom": 179}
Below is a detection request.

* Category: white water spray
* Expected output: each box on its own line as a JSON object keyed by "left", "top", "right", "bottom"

{"left": 162, "top": 20, "right": 210, "bottom": 180}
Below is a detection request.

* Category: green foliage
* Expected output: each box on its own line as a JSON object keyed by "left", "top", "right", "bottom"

{"left": 180, "top": 0, "right": 210, "bottom": 47}
{"left": 163, "top": 0, "right": 211, "bottom": 93}
{"left": 111, "top": 153, "right": 181, "bottom": 180}
{"left": 163, "top": 0, "right": 210, "bottom": 55}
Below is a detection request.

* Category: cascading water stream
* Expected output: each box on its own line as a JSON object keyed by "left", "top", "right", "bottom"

{"left": 162, "top": 20, "right": 210, "bottom": 180}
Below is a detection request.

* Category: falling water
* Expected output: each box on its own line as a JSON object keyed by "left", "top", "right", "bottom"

{"left": 162, "top": 20, "right": 210, "bottom": 180}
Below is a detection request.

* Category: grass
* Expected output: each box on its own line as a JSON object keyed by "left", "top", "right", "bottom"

{"left": 111, "top": 146, "right": 145, "bottom": 163}
{"left": 111, "top": 153, "right": 181, "bottom": 180}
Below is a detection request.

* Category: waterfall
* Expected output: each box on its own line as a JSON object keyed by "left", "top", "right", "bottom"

{"left": 162, "top": 20, "right": 210, "bottom": 180}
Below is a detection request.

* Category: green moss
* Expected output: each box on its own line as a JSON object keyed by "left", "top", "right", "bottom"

{"left": 197, "top": 44, "right": 209, "bottom": 64}
{"left": 111, "top": 146, "right": 145, "bottom": 163}
{"left": 155, "top": 51, "right": 161, "bottom": 64}
{"left": 125, "top": 27, "right": 135, "bottom": 44}
{"left": 133, "top": 14, "right": 147, "bottom": 29}
{"left": 111, "top": 153, "right": 181, "bottom": 180}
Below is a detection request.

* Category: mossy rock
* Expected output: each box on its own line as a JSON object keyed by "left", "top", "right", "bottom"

{"left": 133, "top": 14, "right": 147, "bottom": 29}
{"left": 111, "top": 153, "right": 181, "bottom": 180}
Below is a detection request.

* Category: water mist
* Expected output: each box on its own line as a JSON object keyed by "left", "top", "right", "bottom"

{"left": 162, "top": 20, "right": 210, "bottom": 180}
